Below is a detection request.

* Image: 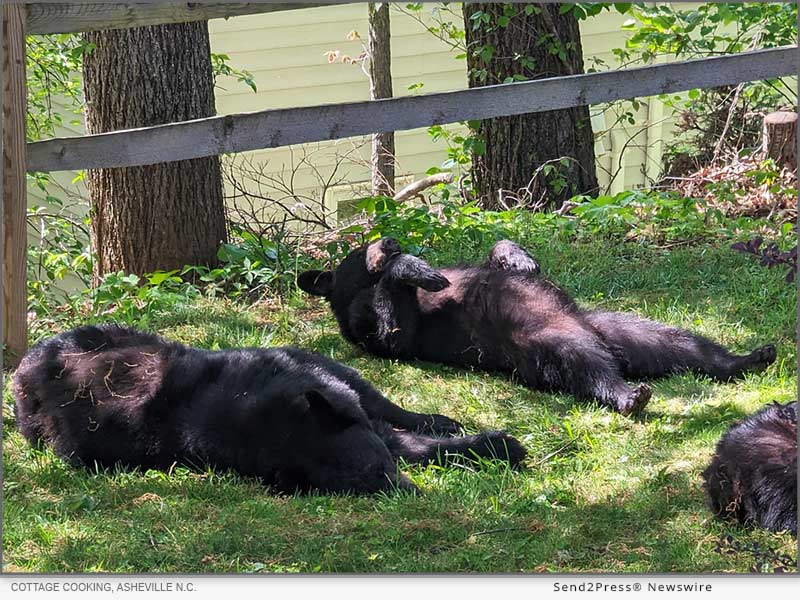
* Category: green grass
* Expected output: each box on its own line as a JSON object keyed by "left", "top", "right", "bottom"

{"left": 3, "top": 236, "right": 796, "bottom": 573}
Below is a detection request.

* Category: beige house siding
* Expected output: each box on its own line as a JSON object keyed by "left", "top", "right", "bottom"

{"left": 209, "top": 4, "right": 671, "bottom": 202}
{"left": 29, "top": 4, "right": 677, "bottom": 229}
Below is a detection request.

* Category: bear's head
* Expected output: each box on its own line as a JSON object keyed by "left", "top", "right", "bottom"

{"left": 272, "top": 387, "right": 417, "bottom": 496}
{"left": 297, "top": 237, "right": 402, "bottom": 301}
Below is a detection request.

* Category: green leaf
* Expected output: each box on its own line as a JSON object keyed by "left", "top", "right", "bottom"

{"left": 147, "top": 270, "right": 180, "bottom": 286}
{"left": 62, "top": 494, "right": 98, "bottom": 513}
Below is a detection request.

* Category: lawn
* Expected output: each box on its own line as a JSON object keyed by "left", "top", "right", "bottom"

{"left": 3, "top": 234, "right": 797, "bottom": 573}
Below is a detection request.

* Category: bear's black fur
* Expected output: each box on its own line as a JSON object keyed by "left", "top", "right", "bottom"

{"left": 298, "top": 238, "right": 777, "bottom": 415}
{"left": 703, "top": 402, "right": 797, "bottom": 535}
{"left": 13, "top": 325, "right": 526, "bottom": 495}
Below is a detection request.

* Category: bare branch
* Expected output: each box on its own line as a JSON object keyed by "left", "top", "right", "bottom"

{"left": 393, "top": 173, "right": 453, "bottom": 202}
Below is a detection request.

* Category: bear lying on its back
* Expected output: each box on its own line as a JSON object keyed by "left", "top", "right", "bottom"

{"left": 298, "top": 238, "right": 776, "bottom": 416}
{"left": 13, "top": 325, "right": 525, "bottom": 495}
{"left": 703, "top": 402, "right": 797, "bottom": 535}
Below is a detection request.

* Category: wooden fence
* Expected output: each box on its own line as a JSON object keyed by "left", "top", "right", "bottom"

{"left": 25, "top": 2, "right": 349, "bottom": 34}
{"left": 2, "top": 1, "right": 798, "bottom": 365}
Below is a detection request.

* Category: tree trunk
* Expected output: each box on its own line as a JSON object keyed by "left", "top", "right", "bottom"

{"left": 463, "top": 3, "right": 598, "bottom": 209}
{"left": 368, "top": 2, "right": 395, "bottom": 196}
{"left": 82, "top": 21, "right": 227, "bottom": 279}
{"left": 762, "top": 111, "right": 797, "bottom": 170}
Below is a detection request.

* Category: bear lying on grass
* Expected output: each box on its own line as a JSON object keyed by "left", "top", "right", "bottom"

{"left": 298, "top": 238, "right": 776, "bottom": 416}
{"left": 13, "top": 325, "right": 525, "bottom": 495}
{"left": 703, "top": 401, "right": 797, "bottom": 535}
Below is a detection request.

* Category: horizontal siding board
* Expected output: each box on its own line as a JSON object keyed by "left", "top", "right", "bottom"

{"left": 222, "top": 52, "right": 466, "bottom": 91}
{"left": 223, "top": 129, "right": 449, "bottom": 175}
{"left": 212, "top": 35, "right": 464, "bottom": 71}
{"left": 209, "top": 4, "right": 364, "bottom": 34}
{"left": 216, "top": 68, "right": 467, "bottom": 108}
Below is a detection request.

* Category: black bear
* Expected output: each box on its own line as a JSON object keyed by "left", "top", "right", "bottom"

{"left": 13, "top": 325, "right": 526, "bottom": 495}
{"left": 703, "top": 402, "right": 797, "bottom": 535}
{"left": 298, "top": 238, "right": 777, "bottom": 415}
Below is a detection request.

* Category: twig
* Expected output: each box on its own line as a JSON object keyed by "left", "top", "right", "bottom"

{"left": 470, "top": 527, "right": 530, "bottom": 537}
{"left": 554, "top": 201, "right": 579, "bottom": 217}
{"left": 711, "top": 82, "right": 744, "bottom": 166}
{"left": 393, "top": 173, "right": 454, "bottom": 202}
{"left": 653, "top": 238, "right": 702, "bottom": 250}
{"left": 535, "top": 440, "right": 576, "bottom": 466}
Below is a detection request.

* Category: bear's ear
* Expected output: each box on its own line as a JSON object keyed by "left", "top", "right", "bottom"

{"left": 297, "top": 270, "right": 333, "bottom": 297}
{"left": 304, "top": 390, "right": 366, "bottom": 429}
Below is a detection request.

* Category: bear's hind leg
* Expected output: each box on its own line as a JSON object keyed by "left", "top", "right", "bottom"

{"left": 518, "top": 330, "right": 651, "bottom": 416}
{"left": 584, "top": 311, "right": 777, "bottom": 381}
{"left": 485, "top": 240, "right": 540, "bottom": 274}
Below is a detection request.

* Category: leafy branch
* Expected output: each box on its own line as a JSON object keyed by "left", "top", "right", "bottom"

{"left": 731, "top": 236, "right": 797, "bottom": 283}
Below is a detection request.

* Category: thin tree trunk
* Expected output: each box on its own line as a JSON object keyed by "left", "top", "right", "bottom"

{"left": 368, "top": 2, "right": 395, "bottom": 196}
{"left": 463, "top": 3, "right": 598, "bottom": 209}
{"left": 83, "top": 21, "right": 227, "bottom": 279}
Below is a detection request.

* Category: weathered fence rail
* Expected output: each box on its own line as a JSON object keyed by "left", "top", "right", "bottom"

{"left": 25, "top": 1, "right": 348, "bottom": 35}
{"left": 27, "top": 46, "right": 799, "bottom": 173}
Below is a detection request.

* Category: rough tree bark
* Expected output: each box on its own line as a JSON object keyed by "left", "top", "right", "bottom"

{"left": 463, "top": 3, "right": 598, "bottom": 209}
{"left": 82, "top": 21, "right": 227, "bottom": 279}
{"left": 368, "top": 2, "right": 395, "bottom": 196}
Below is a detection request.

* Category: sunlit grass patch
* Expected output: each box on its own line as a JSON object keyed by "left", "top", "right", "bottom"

{"left": 4, "top": 237, "right": 796, "bottom": 573}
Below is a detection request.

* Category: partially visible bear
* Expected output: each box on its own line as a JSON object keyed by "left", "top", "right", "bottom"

{"left": 13, "top": 325, "right": 526, "bottom": 495}
{"left": 298, "top": 238, "right": 776, "bottom": 415}
{"left": 703, "top": 402, "right": 797, "bottom": 535}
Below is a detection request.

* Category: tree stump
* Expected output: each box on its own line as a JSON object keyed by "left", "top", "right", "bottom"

{"left": 762, "top": 111, "right": 797, "bottom": 170}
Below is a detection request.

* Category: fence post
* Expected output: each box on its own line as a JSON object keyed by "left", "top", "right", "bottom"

{"left": 3, "top": 3, "right": 28, "bottom": 366}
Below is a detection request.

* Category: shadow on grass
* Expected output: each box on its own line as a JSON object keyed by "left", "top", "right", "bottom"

{"left": 545, "top": 246, "right": 794, "bottom": 348}
{"left": 540, "top": 471, "right": 794, "bottom": 573}
{"left": 154, "top": 306, "right": 261, "bottom": 329}
{"left": 413, "top": 469, "right": 796, "bottom": 573}
{"left": 649, "top": 400, "right": 749, "bottom": 437}
{"left": 7, "top": 430, "right": 796, "bottom": 573}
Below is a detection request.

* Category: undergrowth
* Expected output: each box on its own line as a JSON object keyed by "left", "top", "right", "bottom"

{"left": 25, "top": 189, "right": 794, "bottom": 346}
